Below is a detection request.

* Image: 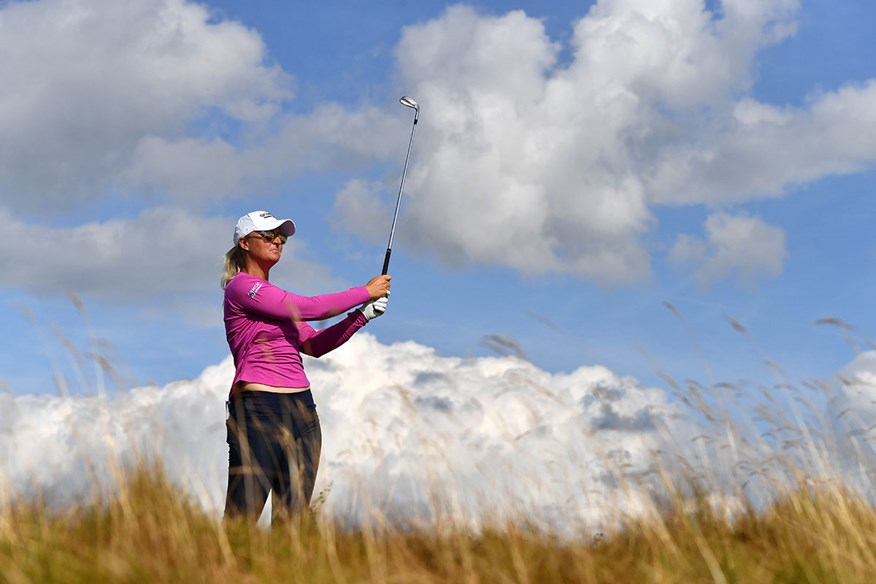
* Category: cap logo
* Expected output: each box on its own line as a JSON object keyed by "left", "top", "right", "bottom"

{"left": 259, "top": 212, "right": 274, "bottom": 219}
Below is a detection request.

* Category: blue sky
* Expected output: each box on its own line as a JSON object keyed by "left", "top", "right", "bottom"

{"left": 1, "top": 0, "right": 875, "bottom": 397}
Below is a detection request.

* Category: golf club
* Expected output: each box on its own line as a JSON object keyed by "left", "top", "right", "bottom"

{"left": 382, "top": 96, "right": 419, "bottom": 275}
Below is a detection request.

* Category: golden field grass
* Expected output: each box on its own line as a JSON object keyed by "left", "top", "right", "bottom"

{"left": 2, "top": 464, "right": 876, "bottom": 583}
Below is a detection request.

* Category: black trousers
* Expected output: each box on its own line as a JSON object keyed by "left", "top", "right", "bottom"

{"left": 224, "top": 390, "right": 322, "bottom": 523}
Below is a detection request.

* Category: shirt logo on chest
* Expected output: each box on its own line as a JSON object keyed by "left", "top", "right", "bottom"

{"left": 248, "top": 282, "right": 263, "bottom": 298}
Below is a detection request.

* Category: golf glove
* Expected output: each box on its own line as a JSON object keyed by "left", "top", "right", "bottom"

{"left": 360, "top": 296, "right": 389, "bottom": 321}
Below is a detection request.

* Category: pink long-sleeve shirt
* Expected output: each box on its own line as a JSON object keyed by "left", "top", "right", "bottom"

{"left": 224, "top": 272, "right": 371, "bottom": 396}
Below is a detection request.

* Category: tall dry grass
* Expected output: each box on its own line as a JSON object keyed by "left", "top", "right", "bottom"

{"left": 3, "top": 465, "right": 876, "bottom": 582}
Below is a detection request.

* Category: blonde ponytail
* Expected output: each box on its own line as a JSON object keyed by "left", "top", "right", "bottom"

{"left": 221, "top": 245, "right": 247, "bottom": 289}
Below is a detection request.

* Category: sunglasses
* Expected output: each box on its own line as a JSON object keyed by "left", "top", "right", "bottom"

{"left": 250, "top": 230, "right": 288, "bottom": 244}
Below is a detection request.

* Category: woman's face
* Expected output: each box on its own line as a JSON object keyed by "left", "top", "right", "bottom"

{"left": 240, "top": 230, "right": 286, "bottom": 265}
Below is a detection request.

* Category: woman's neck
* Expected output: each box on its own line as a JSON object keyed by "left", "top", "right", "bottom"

{"left": 243, "top": 260, "right": 270, "bottom": 281}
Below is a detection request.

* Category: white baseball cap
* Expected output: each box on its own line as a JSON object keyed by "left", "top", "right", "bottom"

{"left": 233, "top": 211, "right": 296, "bottom": 244}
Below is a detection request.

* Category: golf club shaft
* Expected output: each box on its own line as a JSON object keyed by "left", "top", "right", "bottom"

{"left": 382, "top": 112, "right": 418, "bottom": 275}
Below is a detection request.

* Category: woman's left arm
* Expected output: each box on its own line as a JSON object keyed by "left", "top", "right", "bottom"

{"left": 297, "top": 310, "right": 369, "bottom": 358}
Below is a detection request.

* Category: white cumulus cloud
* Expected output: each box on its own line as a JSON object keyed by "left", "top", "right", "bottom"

{"left": 0, "top": 0, "right": 291, "bottom": 210}
{"left": 0, "top": 333, "right": 690, "bottom": 532}
{"left": 2, "top": 333, "right": 872, "bottom": 533}
{"left": 330, "top": 0, "right": 875, "bottom": 282}
{"left": 122, "top": 104, "right": 410, "bottom": 201}
{"left": 647, "top": 82, "right": 876, "bottom": 205}
{"left": 0, "top": 208, "right": 344, "bottom": 305}
{"left": 669, "top": 212, "right": 786, "bottom": 285}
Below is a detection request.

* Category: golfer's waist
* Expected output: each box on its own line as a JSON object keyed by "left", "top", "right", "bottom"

{"left": 238, "top": 381, "right": 310, "bottom": 394}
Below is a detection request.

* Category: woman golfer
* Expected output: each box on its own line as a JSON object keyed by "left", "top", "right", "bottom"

{"left": 221, "top": 210, "right": 390, "bottom": 522}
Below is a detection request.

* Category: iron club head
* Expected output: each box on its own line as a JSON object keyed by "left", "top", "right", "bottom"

{"left": 400, "top": 96, "right": 419, "bottom": 111}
